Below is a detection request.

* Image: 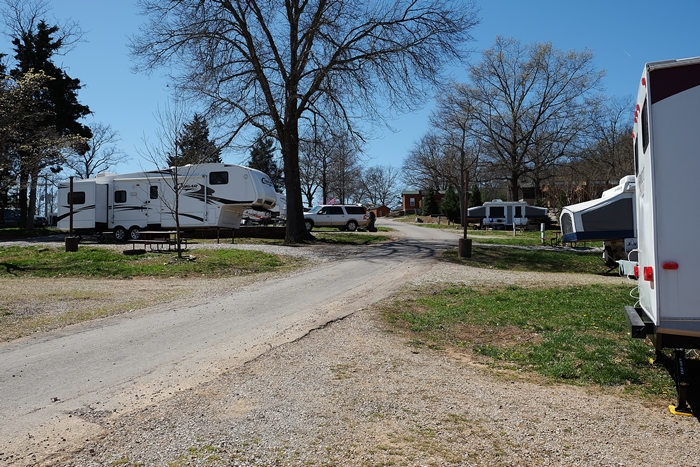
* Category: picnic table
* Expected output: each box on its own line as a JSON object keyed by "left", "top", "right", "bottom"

{"left": 128, "top": 231, "right": 189, "bottom": 252}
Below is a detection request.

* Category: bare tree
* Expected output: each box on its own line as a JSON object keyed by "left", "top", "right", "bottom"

{"left": 402, "top": 132, "right": 453, "bottom": 191}
{"left": 361, "top": 165, "right": 400, "bottom": 207}
{"left": 137, "top": 103, "right": 198, "bottom": 258}
{"left": 578, "top": 96, "right": 634, "bottom": 185}
{"left": 131, "top": 0, "right": 479, "bottom": 243}
{"left": 64, "top": 123, "right": 127, "bottom": 179}
{"left": 326, "top": 132, "right": 363, "bottom": 204}
{"left": 1, "top": 0, "right": 83, "bottom": 50}
{"left": 430, "top": 83, "right": 481, "bottom": 224}
{"left": 460, "top": 37, "right": 604, "bottom": 201}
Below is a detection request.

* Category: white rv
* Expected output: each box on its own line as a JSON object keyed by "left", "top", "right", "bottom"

{"left": 623, "top": 57, "right": 700, "bottom": 414}
{"left": 57, "top": 163, "right": 277, "bottom": 241}
{"left": 466, "top": 199, "right": 548, "bottom": 229}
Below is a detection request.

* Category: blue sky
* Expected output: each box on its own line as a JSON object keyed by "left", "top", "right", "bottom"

{"left": 3, "top": 0, "right": 700, "bottom": 176}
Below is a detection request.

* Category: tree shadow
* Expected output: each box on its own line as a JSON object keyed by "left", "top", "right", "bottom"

{"left": 0, "top": 262, "right": 24, "bottom": 275}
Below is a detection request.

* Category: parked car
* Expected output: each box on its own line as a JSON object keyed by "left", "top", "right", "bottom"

{"left": 2, "top": 209, "right": 20, "bottom": 228}
{"left": 34, "top": 216, "right": 49, "bottom": 227}
{"left": 303, "top": 204, "right": 368, "bottom": 231}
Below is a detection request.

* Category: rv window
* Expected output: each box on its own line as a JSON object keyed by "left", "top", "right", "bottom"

{"left": 210, "top": 171, "right": 229, "bottom": 185}
{"left": 490, "top": 206, "right": 505, "bottom": 218}
{"left": 114, "top": 190, "right": 127, "bottom": 203}
{"left": 68, "top": 191, "right": 86, "bottom": 205}
{"left": 514, "top": 206, "right": 522, "bottom": 217}
{"left": 150, "top": 185, "right": 158, "bottom": 200}
{"left": 641, "top": 99, "right": 649, "bottom": 153}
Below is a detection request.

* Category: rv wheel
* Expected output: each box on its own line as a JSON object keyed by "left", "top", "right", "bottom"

{"left": 113, "top": 226, "right": 127, "bottom": 243}
{"left": 128, "top": 227, "right": 141, "bottom": 241}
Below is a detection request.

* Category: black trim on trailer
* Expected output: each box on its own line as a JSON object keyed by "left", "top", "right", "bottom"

{"left": 650, "top": 62, "right": 700, "bottom": 104}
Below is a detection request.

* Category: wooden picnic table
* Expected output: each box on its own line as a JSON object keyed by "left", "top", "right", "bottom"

{"left": 127, "top": 231, "right": 189, "bottom": 252}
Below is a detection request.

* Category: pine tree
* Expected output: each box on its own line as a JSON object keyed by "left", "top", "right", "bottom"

{"left": 169, "top": 113, "right": 221, "bottom": 166}
{"left": 11, "top": 20, "right": 92, "bottom": 227}
{"left": 249, "top": 134, "right": 283, "bottom": 191}
{"left": 440, "top": 185, "right": 460, "bottom": 222}
{"left": 422, "top": 186, "right": 439, "bottom": 216}
{"left": 469, "top": 184, "right": 483, "bottom": 207}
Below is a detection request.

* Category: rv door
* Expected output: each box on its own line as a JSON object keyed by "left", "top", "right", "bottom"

{"left": 112, "top": 181, "right": 158, "bottom": 229}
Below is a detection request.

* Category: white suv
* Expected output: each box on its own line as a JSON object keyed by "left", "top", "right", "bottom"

{"left": 304, "top": 205, "right": 368, "bottom": 231}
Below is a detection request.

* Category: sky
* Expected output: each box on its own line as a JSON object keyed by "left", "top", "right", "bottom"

{"left": 3, "top": 0, "right": 700, "bottom": 176}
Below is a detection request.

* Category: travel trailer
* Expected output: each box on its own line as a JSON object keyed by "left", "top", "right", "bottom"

{"left": 57, "top": 163, "right": 277, "bottom": 241}
{"left": 466, "top": 199, "right": 548, "bottom": 229}
{"left": 559, "top": 176, "right": 637, "bottom": 268}
{"left": 622, "top": 56, "right": 700, "bottom": 415}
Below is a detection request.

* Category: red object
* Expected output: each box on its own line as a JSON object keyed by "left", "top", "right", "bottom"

{"left": 662, "top": 262, "right": 679, "bottom": 270}
{"left": 643, "top": 266, "right": 654, "bottom": 281}
{"left": 634, "top": 265, "right": 639, "bottom": 278}
{"left": 642, "top": 77, "right": 647, "bottom": 86}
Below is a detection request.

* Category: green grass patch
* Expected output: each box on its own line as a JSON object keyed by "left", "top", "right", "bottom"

{"left": 382, "top": 284, "right": 674, "bottom": 397}
{"left": 0, "top": 245, "right": 298, "bottom": 278}
{"left": 443, "top": 246, "right": 609, "bottom": 274}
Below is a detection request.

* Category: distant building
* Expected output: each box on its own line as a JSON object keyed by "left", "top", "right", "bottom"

{"left": 369, "top": 205, "right": 391, "bottom": 218}
{"left": 401, "top": 190, "right": 445, "bottom": 215}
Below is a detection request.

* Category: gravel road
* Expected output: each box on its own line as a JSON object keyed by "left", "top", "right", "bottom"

{"left": 4, "top": 220, "right": 700, "bottom": 466}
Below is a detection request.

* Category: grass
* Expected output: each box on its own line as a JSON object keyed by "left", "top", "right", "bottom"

{"left": 443, "top": 245, "right": 611, "bottom": 274}
{"left": 0, "top": 245, "right": 295, "bottom": 278}
{"left": 381, "top": 284, "right": 674, "bottom": 398}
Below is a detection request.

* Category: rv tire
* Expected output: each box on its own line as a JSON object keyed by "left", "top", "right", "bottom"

{"left": 113, "top": 226, "right": 128, "bottom": 243}
{"left": 128, "top": 227, "right": 141, "bottom": 241}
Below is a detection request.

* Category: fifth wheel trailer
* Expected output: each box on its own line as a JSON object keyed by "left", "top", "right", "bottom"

{"left": 623, "top": 56, "right": 700, "bottom": 415}
{"left": 57, "top": 163, "right": 277, "bottom": 241}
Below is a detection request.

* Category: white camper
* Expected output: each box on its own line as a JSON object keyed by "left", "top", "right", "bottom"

{"left": 467, "top": 200, "right": 548, "bottom": 229}
{"left": 560, "top": 176, "right": 637, "bottom": 266}
{"left": 57, "top": 163, "right": 277, "bottom": 241}
{"left": 623, "top": 56, "right": 700, "bottom": 414}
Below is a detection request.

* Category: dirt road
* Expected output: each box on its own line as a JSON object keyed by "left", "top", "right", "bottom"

{"left": 0, "top": 219, "right": 462, "bottom": 464}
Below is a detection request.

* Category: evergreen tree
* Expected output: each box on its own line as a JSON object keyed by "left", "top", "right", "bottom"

{"left": 168, "top": 113, "right": 221, "bottom": 166}
{"left": 422, "top": 186, "right": 439, "bottom": 216}
{"left": 11, "top": 20, "right": 92, "bottom": 227}
{"left": 249, "top": 134, "right": 283, "bottom": 191}
{"left": 440, "top": 185, "right": 460, "bottom": 222}
{"left": 469, "top": 184, "right": 483, "bottom": 207}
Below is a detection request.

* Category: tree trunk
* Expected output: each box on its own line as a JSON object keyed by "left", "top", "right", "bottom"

{"left": 281, "top": 118, "right": 311, "bottom": 244}
{"left": 28, "top": 167, "right": 39, "bottom": 225}
{"left": 18, "top": 169, "right": 29, "bottom": 229}
{"left": 509, "top": 175, "right": 519, "bottom": 202}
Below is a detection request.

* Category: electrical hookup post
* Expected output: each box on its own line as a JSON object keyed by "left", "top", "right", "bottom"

{"left": 64, "top": 176, "right": 79, "bottom": 252}
{"left": 459, "top": 170, "right": 472, "bottom": 259}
